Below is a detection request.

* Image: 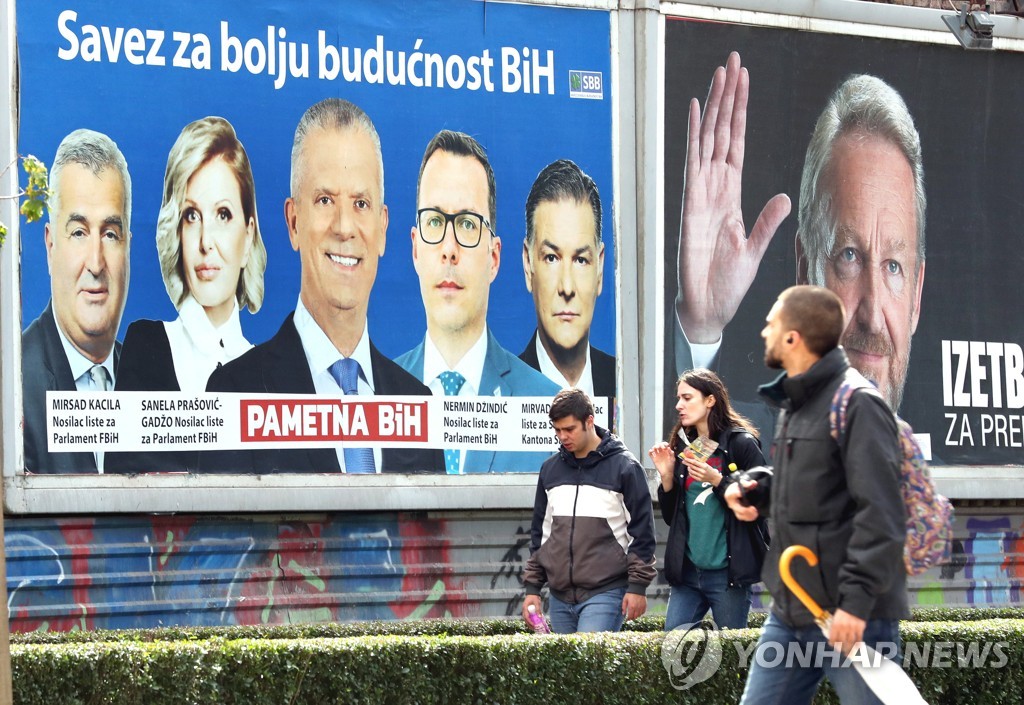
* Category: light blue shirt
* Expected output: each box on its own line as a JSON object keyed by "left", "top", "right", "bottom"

{"left": 293, "top": 298, "right": 381, "bottom": 473}
{"left": 54, "top": 317, "right": 115, "bottom": 472}
{"left": 54, "top": 319, "right": 115, "bottom": 392}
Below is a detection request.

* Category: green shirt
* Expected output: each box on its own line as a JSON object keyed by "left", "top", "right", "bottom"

{"left": 684, "top": 475, "right": 728, "bottom": 570}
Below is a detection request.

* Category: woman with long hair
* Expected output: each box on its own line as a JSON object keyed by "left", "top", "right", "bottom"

{"left": 109, "top": 116, "right": 267, "bottom": 472}
{"left": 648, "top": 368, "right": 770, "bottom": 630}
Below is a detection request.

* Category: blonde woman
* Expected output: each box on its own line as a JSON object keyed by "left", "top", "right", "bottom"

{"left": 110, "top": 117, "right": 266, "bottom": 472}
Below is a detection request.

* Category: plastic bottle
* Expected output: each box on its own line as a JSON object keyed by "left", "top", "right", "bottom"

{"left": 525, "top": 604, "right": 551, "bottom": 634}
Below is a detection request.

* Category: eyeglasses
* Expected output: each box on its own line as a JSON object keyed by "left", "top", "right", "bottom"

{"left": 417, "top": 208, "right": 494, "bottom": 248}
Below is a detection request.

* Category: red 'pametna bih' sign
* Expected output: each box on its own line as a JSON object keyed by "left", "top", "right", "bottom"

{"left": 240, "top": 400, "right": 428, "bottom": 443}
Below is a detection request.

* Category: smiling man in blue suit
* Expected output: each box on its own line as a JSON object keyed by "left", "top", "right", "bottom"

{"left": 397, "top": 130, "right": 559, "bottom": 473}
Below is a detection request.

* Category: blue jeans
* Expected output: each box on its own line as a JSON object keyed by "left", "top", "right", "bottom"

{"left": 665, "top": 565, "right": 751, "bottom": 630}
{"left": 740, "top": 613, "right": 902, "bottom": 705}
{"left": 548, "top": 587, "right": 626, "bottom": 633}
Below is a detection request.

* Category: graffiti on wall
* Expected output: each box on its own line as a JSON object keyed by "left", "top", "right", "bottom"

{"left": 5, "top": 514, "right": 469, "bottom": 632}
{"left": 6, "top": 510, "right": 1023, "bottom": 632}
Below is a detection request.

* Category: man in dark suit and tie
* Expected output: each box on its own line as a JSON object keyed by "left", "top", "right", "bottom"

{"left": 202, "top": 98, "right": 442, "bottom": 474}
{"left": 22, "top": 129, "right": 132, "bottom": 473}
{"left": 519, "top": 159, "right": 616, "bottom": 401}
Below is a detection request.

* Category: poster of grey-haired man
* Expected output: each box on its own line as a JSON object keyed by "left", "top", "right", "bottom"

{"left": 664, "top": 18, "right": 1023, "bottom": 465}
{"left": 22, "top": 129, "right": 132, "bottom": 473}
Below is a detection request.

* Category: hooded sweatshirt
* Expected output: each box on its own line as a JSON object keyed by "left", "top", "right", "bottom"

{"left": 524, "top": 427, "right": 657, "bottom": 604}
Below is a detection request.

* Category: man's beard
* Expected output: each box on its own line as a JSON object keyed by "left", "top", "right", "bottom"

{"left": 764, "top": 344, "right": 784, "bottom": 370}
{"left": 843, "top": 328, "right": 911, "bottom": 411}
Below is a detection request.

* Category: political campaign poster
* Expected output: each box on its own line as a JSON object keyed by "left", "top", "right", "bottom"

{"left": 15, "top": 0, "right": 617, "bottom": 475}
{"left": 664, "top": 16, "right": 1024, "bottom": 465}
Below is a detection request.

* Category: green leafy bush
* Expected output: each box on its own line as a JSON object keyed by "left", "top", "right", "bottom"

{"left": 12, "top": 606, "right": 1021, "bottom": 645}
{"left": 10, "top": 620, "right": 1024, "bottom": 705}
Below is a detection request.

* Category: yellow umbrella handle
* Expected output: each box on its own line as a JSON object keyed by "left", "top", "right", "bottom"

{"left": 779, "top": 545, "right": 830, "bottom": 623}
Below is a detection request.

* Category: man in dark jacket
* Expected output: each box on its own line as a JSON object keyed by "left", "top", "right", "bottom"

{"left": 522, "top": 388, "right": 656, "bottom": 633}
{"left": 725, "top": 285, "right": 906, "bottom": 705}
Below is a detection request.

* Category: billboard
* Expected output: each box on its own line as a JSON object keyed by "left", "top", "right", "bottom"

{"left": 663, "top": 16, "right": 1024, "bottom": 466}
{"left": 15, "top": 0, "right": 616, "bottom": 476}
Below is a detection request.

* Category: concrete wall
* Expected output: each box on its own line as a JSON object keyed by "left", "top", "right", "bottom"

{"left": 6, "top": 505, "right": 1021, "bottom": 631}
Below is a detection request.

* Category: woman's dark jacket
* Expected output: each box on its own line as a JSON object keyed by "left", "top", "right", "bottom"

{"left": 658, "top": 427, "right": 770, "bottom": 587}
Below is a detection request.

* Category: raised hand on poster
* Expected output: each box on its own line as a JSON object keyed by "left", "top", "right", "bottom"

{"left": 676, "top": 51, "right": 791, "bottom": 345}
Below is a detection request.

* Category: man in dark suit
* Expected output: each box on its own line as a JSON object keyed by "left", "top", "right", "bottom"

{"left": 23, "top": 129, "right": 132, "bottom": 473}
{"left": 202, "top": 98, "right": 442, "bottom": 474}
{"left": 396, "top": 130, "right": 558, "bottom": 473}
{"left": 519, "top": 159, "right": 616, "bottom": 401}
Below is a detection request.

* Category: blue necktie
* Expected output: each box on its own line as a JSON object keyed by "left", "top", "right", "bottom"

{"left": 439, "top": 371, "right": 466, "bottom": 474}
{"left": 329, "top": 358, "right": 375, "bottom": 474}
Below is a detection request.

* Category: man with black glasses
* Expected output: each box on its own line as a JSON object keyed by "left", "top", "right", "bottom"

{"left": 397, "top": 130, "right": 558, "bottom": 473}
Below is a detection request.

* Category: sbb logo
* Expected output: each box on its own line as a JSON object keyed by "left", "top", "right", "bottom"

{"left": 569, "top": 70, "right": 604, "bottom": 100}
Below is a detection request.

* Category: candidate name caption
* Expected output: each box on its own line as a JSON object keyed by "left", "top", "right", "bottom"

{"left": 520, "top": 418, "right": 558, "bottom": 446}
{"left": 140, "top": 398, "right": 224, "bottom": 445}
{"left": 50, "top": 397, "right": 121, "bottom": 445}
{"left": 50, "top": 414, "right": 118, "bottom": 444}
{"left": 442, "top": 410, "right": 498, "bottom": 446}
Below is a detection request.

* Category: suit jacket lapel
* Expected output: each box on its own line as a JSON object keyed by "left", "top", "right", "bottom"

{"left": 399, "top": 341, "right": 426, "bottom": 383}
{"left": 41, "top": 304, "right": 78, "bottom": 391}
{"left": 368, "top": 341, "right": 390, "bottom": 393}
{"left": 468, "top": 329, "right": 512, "bottom": 472}
{"left": 266, "top": 314, "right": 338, "bottom": 472}
{"left": 590, "top": 344, "right": 617, "bottom": 400}
{"left": 478, "top": 328, "right": 510, "bottom": 398}
{"left": 264, "top": 315, "right": 317, "bottom": 394}
{"left": 40, "top": 304, "right": 97, "bottom": 471}
{"left": 520, "top": 330, "right": 541, "bottom": 369}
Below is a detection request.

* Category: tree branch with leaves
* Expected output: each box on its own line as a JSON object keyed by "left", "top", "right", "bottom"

{"left": 0, "top": 155, "right": 50, "bottom": 247}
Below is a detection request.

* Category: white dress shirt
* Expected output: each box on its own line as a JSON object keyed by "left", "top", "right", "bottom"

{"left": 165, "top": 295, "right": 253, "bottom": 393}
{"left": 421, "top": 329, "right": 489, "bottom": 473}
{"left": 534, "top": 335, "right": 591, "bottom": 396}
{"left": 675, "top": 308, "right": 722, "bottom": 372}
{"left": 422, "top": 329, "right": 488, "bottom": 397}
{"left": 55, "top": 318, "right": 116, "bottom": 472}
{"left": 293, "top": 298, "right": 381, "bottom": 473}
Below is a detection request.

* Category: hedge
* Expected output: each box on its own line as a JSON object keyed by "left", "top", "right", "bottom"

{"left": 10, "top": 620, "right": 1024, "bottom": 705}
{"left": 10, "top": 606, "right": 1023, "bottom": 645}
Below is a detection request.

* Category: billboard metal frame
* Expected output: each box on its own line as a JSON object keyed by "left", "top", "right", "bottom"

{"left": 3, "top": 0, "right": 1022, "bottom": 514}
